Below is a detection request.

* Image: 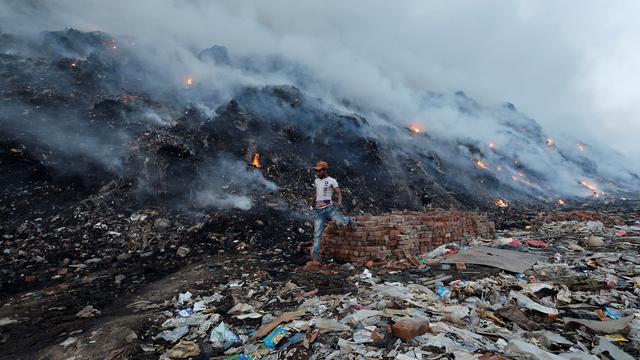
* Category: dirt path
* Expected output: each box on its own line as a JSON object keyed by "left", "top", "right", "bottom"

{"left": 1, "top": 258, "right": 221, "bottom": 360}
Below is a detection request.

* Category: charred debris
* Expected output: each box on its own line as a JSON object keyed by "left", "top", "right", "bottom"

{"left": 1, "top": 29, "right": 640, "bottom": 359}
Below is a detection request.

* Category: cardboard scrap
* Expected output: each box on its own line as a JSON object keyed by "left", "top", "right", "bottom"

{"left": 443, "top": 246, "right": 543, "bottom": 273}
{"left": 255, "top": 309, "right": 306, "bottom": 338}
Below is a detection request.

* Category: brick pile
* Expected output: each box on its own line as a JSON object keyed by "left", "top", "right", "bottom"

{"left": 321, "top": 210, "right": 495, "bottom": 262}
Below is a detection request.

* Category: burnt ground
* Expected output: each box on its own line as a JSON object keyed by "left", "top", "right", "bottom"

{"left": 1, "top": 29, "right": 640, "bottom": 359}
{"left": 0, "top": 227, "right": 505, "bottom": 359}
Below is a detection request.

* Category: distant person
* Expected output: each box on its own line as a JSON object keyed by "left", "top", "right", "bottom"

{"left": 308, "top": 161, "right": 356, "bottom": 264}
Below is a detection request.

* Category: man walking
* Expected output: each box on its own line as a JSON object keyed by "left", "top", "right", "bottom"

{"left": 309, "top": 161, "right": 356, "bottom": 263}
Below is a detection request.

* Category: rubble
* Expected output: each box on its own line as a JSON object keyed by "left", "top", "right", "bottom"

{"left": 0, "top": 27, "right": 640, "bottom": 360}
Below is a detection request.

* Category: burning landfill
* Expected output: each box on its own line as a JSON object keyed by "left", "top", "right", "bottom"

{"left": 1, "top": 14, "right": 640, "bottom": 360}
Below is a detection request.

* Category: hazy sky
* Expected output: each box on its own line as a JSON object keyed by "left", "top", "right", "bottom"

{"left": 3, "top": 0, "right": 639, "bottom": 162}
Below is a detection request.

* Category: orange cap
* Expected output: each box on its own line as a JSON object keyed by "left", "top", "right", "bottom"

{"left": 314, "top": 161, "right": 328, "bottom": 170}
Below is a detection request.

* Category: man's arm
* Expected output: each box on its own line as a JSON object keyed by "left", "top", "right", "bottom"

{"left": 334, "top": 187, "right": 342, "bottom": 208}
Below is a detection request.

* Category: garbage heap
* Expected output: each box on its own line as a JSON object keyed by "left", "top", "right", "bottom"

{"left": 321, "top": 210, "right": 495, "bottom": 262}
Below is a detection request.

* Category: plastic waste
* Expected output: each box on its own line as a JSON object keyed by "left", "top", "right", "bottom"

{"left": 422, "top": 243, "right": 460, "bottom": 259}
{"left": 178, "top": 291, "right": 192, "bottom": 305}
{"left": 605, "top": 307, "right": 622, "bottom": 320}
{"left": 278, "top": 332, "right": 305, "bottom": 351}
{"left": 264, "top": 327, "right": 289, "bottom": 348}
{"left": 209, "top": 321, "right": 241, "bottom": 349}
{"left": 436, "top": 287, "right": 451, "bottom": 300}
{"left": 177, "top": 308, "right": 193, "bottom": 318}
{"left": 157, "top": 325, "right": 189, "bottom": 342}
{"left": 193, "top": 301, "right": 206, "bottom": 313}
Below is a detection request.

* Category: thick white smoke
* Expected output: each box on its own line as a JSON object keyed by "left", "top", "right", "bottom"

{"left": 1, "top": 0, "right": 639, "bottom": 200}
{"left": 2, "top": 0, "right": 639, "bottom": 163}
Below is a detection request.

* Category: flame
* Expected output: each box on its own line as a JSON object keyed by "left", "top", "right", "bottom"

{"left": 71, "top": 63, "right": 77, "bottom": 68}
{"left": 251, "top": 152, "right": 261, "bottom": 168}
{"left": 185, "top": 76, "right": 194, "bottom": 86}
{"left": 408, "top": 125, "right": 423, "bottom": 134}
{"left": 546, "top": 137, "right": 554, "bottom": 147}
{"left": 495, "top": 199, "right": 509, "bottom": 208}
{"left": 496, "top": 166, "right": 502, "bottom": 172}
{"left": 579, "top": 180, "right": 602, "bottom": 196}
{"left": 577, "top": 143, "right": 585, "bottom": 152}
{"left": 475, "top": 160, "right": 489, "bottom": 170}
{"left": 558, "top": 199, "right": 565, "bottom": 205}
{"left": 489, "top": 142, "right": 496, "bottom": 150}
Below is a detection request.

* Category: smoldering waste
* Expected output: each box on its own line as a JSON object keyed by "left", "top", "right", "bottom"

{"left": 1, "top": 29, "right": 640, "bottom": 359}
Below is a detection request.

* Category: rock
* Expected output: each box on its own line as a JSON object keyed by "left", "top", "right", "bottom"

{"left": 176, "top": 246, "right": 190, "bottom": 258}
{"left": 85, "top": 257, "right": 101, "bottom": 264}
{"left": 124, "top": 329, "right": 138, "bottom": 343}
{"left": 115, "top": 274, "right": 126, "bottom": 285}
{"left": 154, "top": 218, "right": 171, "bottom": 229}
{"left": 167, "top": 340, "right": 200, "bottom": 359}
{"left": 76, "top": 305, "right": 101, "bottom": 318}
{"left": 0, "top": 317, "right": 18, "bottom": 326}
{"left": 391, "top": 318, "right": 430, "bottom": 340}
{"left": 586, "top": 236, "right": 604, "bottom": 247}
{"left": 568, "top": 244, "right": 585, "bottom": 252}
{"left": 117, "top": 252, "right": 131, "bottom": 261}
{"left": 59, "top": 337, "right": 78, "bottom": 348}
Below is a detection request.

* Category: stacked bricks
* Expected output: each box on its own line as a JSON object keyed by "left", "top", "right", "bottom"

{"left": 321, "top": 210, "right": 495, "bottom": 262}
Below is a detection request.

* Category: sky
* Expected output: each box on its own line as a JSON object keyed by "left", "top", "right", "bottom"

{"left": 2, "top": 0, "right": 639, "bottom": 164}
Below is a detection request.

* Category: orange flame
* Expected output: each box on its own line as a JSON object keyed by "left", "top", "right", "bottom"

{"left": 251, "top": 153, "right": 261, "bottom": 168}
{"left": 546, "top": 137, "right": 554, "bottom": 147}
{"left": 579, "top": 180, "right": 601, "bottom": 196}
{"left": 475, "top": 160, "right": 489, "bottom": 170}
{"left": 185, "top": 76, "right": 193, "bottom": 86}
{"left": 558, "top": 199, "right": 565, "bottom": 205}
{"left": 495, "top": 199, "right": 509, "bottom": 208}
{"left": 408, "top": 125, "right": 423, "bottom": 134}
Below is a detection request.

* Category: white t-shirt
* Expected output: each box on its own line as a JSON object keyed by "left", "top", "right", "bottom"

{"left": 314, "top": 176, "right": 339, "bottom": 207}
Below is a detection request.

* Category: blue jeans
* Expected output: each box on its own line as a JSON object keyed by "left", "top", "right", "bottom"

{"left": 312, "top": 205, "right": 351, "bottom": 260}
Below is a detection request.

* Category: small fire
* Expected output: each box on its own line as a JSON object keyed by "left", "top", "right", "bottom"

{"left": 251, "top": 152, "right": 261, "bottom": 168}
{"left": 71, "top": 63, "right": 77, "bottom": 68}
{"left": 558, "top": 199, "right": 565, "bottom": 205}
{"left": 496, "top": 166, "right": 502, "bottom": 172}
{"left": 577, "top": 143, "right": 585, "bottom": 152}
{"left": 579, "top": 180, "right": 601, "bottom": 196}
{"left": 185, "top": 76, "right": 194, "bottom": 86}
{"left": 546, "top": 137, "right": 554, "bottom": 147}
{"left": 489, "top": 142, "right": 496, "bottom": 150}
{"left": 475, "top": 160, "right": 489, "bottom": 170}
{"left": 408, "top": 125, "right": 423, "bottom": 134}
{"left": 495, "top": 199, "right": 509, "bottom": 208}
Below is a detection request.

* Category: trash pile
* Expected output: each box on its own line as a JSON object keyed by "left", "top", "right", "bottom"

{"left": 130, "top": 218, "right": 640, "bottom": 359}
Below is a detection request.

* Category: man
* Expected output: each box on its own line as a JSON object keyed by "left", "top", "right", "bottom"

{"left": 309, "top": 161, "right": 356, "bottom": 262}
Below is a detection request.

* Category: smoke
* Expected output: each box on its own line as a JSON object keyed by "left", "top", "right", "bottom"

{"left": 192, "top": 156, "right": 278, "bottom": 210}
{"left": 2, "top": 0, "right": 638, "bottom": 161}
{"left": 1, "top": 0, "right": 639, "bottom": 201}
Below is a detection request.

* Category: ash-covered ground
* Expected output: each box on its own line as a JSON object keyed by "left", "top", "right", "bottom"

{"left": 1, "top": 29, "right": 640, "bottom": 359}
